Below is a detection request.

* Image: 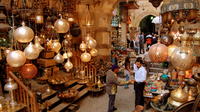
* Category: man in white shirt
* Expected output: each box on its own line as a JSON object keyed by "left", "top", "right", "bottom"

{"left": 133, "top": 58, "right": 147, "bottom": 112}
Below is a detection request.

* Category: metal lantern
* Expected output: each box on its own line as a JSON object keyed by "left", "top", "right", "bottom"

{"left": 14, "top": 22, "right": 34, "bottom": 43}
{"left": 148, "top": 42, "right": 168, "bottom": 63}
{"left": 54, "top": 52, "right": 64, "bottom": 63}
{"left": 20, "top": 64, "right": 38, "bottom": 79}
{"left": 24, "top": 42, "right": 40, "bottom": 60}
{"left": 80, "top": 41, "right": 87, "bottom": 52}
{"left": 4, "top": 78, "right": 18, "bottom": 106}
{"left": 81, "top": 52, "right": 91, "bottom": 62}
{"left": 51, "top": 40, "right": 61, "bottom": 53}
{"left": 171, "top": 46, "right": 196, "bottom": 70}
{"left": 67, "top": 50, "right": 73, "bottom": 58}
{"left": 160, "top": 35, "right": 173, "bottom": 46}
{"left": 6, "top": 50, "right": 26, "bottom": 67}
{"left": 87, "top": 38, "right": 97, "bottom": 49}
{"left": 64, "top": 59, "right": 73, "bottom": 70}
{"left": 63, "top": 52, "right": 68, "bottom": 59}
{"left": 54, "top": 15, "right": 70, "bottom": 33}
{"left": 90, "top": 48, "right": 98, "bottom": 57}
{"left": 171, "top": 86, "right": 188, "bottom": 102}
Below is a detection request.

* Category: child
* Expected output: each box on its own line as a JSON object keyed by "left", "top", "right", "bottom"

{"left": 124, "top": 63, "right": 131, "bottom": 88}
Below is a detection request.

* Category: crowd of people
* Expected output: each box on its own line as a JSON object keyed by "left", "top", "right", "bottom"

{"left": 127, "top": 32, "right": 159, "bottom": 54}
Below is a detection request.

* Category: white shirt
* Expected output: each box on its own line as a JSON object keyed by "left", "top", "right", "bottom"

{"left": 133, "top": 64, "right": 147, "bottom": 82}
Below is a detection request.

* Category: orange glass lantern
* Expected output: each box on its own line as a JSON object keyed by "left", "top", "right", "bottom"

{"left": 148, "top": 42, "right": 168, "bottom": 63}
{"left": 20, "top": 64, "right": 38, "bottom": 79}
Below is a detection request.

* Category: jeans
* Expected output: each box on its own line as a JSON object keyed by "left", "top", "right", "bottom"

{"left": 124, "top": 74, "right": 129, "bottom": 88}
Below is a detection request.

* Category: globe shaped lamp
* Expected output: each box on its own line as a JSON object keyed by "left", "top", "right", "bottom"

{"left": 64, "top": 59, "right": 73, "bottom": 71}
{"left": 148, "top": 42, "right": 168, "bottom": 63}
{"left": 20, "top": 64, "right": 38, "bottom": 79}
{"left": 54, "top": 15, "right": 70, "bottom": 33}
{"left": 80, "top": 41, "right": 87, "bottom": 52}
{"left": 90, "top": 48, "right": 98, "bottom": 57}
{"left": 14, "top": 22, "right": 34, "bottom": 43}
{"left": 6, "top": 50, "right": 26, "bottom": 67}
{"left": 171, "top": 46, "right": 196, "bottom": 71}
{"left": 81, "top": 52, "right": 91, "bottom": 62}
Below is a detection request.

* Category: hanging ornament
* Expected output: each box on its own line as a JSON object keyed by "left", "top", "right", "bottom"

{"left": 63, "top": 52, "right": 68, "bottom": 59}
{"left": 20, "top": 64, "right": 38, "bottom": 79}
{"left": 148, "top": 42, "right": 168, "bottom": 63}
{"left": 24, "top": 42, "right": 40, "bottom": 60}
{"left": 67, "top": 50, "right": 73, "bottom": 58}
{"left": 54, "top": 52, "right": 64, "bottom": 63}
{"left": 168, "top": 44, "right": 178, "bottom": 58}
{"left": 47, "top": 39, "right": 53, "bottom": 49}
{"left": 64, "top": 59, "right": 73, "bottom": 70}
{"left": 90, "top": 48, "right": 98, "bottom": 57}
{"left": 51, "top": 40, "right": 61, "bottom": 53}
{"left": 14, "top": 22, "right": 34, "bottom": 43}
{"left": 80, "top": 41, "right": 87, "bottom": 52}
{"left": 171, "top": 45, "right": 196, "bottom": 71}
{"left": 34, "top": 42, "right": 44, "bottom": 53}
{"left": 81, "top": 52, "right": 91, "bottom": 62}
{"left": 87, "top": 38, "right": 97, "bottom": 49}
{"left": 54, "top": 14, "right": 70, "bottom": 33}
{"left": 6, "top": 50, "right": 26, "bottom": 67}
{"left": 64, "top": 34, "right": 72, "bottom": 40}
{"left": 160, "top": 35, "right": 173, "bottom": 46}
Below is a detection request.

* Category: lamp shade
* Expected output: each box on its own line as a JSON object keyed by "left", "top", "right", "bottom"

{"left": 54, "top": 17, "right": 69, "bottom": 33}
{"left": 6, "top": 50, "right": 26, "bottom": 67}
{"left": 24, "top": 42, "right": 40, "bottom": 60}
{"left": 64, "top": 59, "right": 73, "bottom": 70}
{"left": 20, "top": 64, "right": 38, "bottom": 79}
{"left": 14, "top": 23, "right": 34, "bottom": 43}
{"left": 51, "top": 40, "right": 61, "bottom": 53}
{"left": 80, "top": 41, "right": 87, "bottom": 52}
{"left": 171, "top": 46, "right": 196, "bottom": 70}
{"left": 148, "top": 43, "right": 168, "bottom": 63}
{"left": 4, "top": 78, "right": 18, "bottom": 91}
{"left": 81, "top": 52, "right": 91, "bottom": 62}
{"left": 54, "top": 52, "right": 64, "bottom": 63}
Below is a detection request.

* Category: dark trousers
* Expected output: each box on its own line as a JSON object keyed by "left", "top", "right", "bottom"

{"left": 108, "top": 94, "right": 116, "bottom": 112}
{"left": 134, "top": 82, "right": 145, "bottom": 106}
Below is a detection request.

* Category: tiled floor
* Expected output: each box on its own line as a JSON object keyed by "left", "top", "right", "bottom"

{"left": 77, "top": 85, "right": 136, "bottom": 112}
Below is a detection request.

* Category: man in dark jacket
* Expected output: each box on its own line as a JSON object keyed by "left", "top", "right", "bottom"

{"left": 106, "top": 65, "right": 133, "bottom": 112}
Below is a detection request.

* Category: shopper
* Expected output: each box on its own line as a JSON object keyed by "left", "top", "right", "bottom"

{"left": 139, "top": 32, "right": 145, "bottom": 54}
{"left": 133, "top": 58, "right": 147, "bottom": 112}
{"left": 146, "top": 33, "right": 152, "bottom": 50}
{"left": 106, "top": 65, "right": 133, "bottom": 112}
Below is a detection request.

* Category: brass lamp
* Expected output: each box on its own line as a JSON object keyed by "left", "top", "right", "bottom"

{"left": 4, "top": 78, "right": 18, "bottom": 106}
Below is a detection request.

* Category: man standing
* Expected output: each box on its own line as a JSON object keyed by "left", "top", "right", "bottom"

{"left": 139, "top": 32, "right": 145, "bottom": 54}
{"left": 133, "top": 58, "right": 147, "bottom": 112}
{"left": 106, "top": 65, "right": 133, "bottom": 112}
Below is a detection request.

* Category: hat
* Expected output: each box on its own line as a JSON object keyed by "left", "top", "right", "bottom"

{"left": 112, "top": 65, "right": 119, "bottom": 71}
